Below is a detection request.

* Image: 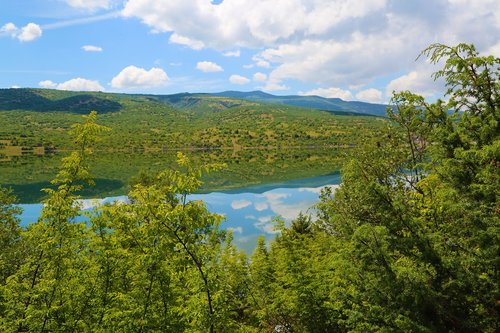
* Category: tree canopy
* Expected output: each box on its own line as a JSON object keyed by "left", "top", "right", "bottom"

{"left": 0, "top": 43, "right": 498, "bottom": 332}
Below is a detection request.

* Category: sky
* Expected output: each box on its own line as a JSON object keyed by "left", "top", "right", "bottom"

{"left": 1, "top": 0, "right": 499, "bottom": 103}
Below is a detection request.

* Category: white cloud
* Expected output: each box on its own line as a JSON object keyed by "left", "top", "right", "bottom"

{"left": 228, "top": 227, "right": 243, "bottom": 234}
{"left": 229, "top": 74, "right": 250, "bottom": 85}
{"left": 18, "top": 23, "right": 42, "bottom": 42}
{"left": 56, "top": 78, "right": 105, "bottom": 91}
{"left": 1, "top": 22, "right": 42, "bottom": 42}
{"left": 252, "top": 56, "right": 271, "bottom": 68}
{"left": 111, "top": 65, "right": 169, "bottom": 89}
{"left": 196, "top": 61, "right": 223, "bottom": 73}
{"left": 254, "top": 202, "right": 269, "bottom": 211}
{"left": 231, "top": 199, "right": 252, "bottom": 210}
{"left": 82, "top": 45, "right": 103, "bottom": 52}
{"left": 386, "top": 66, "right": 441, "bottom": 97}
{"left": 39, "top": 78, "right": 104, "bottom": 91}
{"left": 253, "top": 72, "right": 267, "bottom": 82}
{"left": 65, "top": 0, "right": 111, "bottom": 10}
{"left": 121, "top": 0, "right": 389, "bottom": 49}
{"left": 298, "top": 185, "right": 339, "bottom": 194}
{"left": 1, "top": 23, "right": 17, "bottom": 35}
{"left": 169, "top": 33, "right": 204, "bottom": 50}
{"left": 355, "top": 88, "right": 383, "bottom": 103}
{"left": 120, "top": 0, "right": 499, "bottom": 96}
{"left": 262, "top": 191, "right": 314, "bottom": 222}
{"left": 299, "top": 87, "right": 354, "bottom": 100}
{"left": 261, "top": 80, "right": 288, "bottom": 92}
{"left": 253, "top": 215, "right": 279, "bottom": 234}
{"left": 485, "top": 41, "right": 500, "bottom": 57}
{"left": 223, "top": 50, "right": 240, "bottom": 57}
{"left": 39, "top": 80, "right": 57, "bottom": 88}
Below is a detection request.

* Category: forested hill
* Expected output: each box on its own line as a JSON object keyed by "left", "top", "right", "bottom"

{"left": 0, "top": 87, "right": 385, "bottom": 152}
{"left": 211, "top": 90, "right": 388, "bottom": 116}
{"left": 0, "top": 88, "right": 386, "bottom": 116}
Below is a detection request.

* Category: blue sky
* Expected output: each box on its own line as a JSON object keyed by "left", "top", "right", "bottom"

{"left": 1, "top": 0, "right": 499, "bottom": 103}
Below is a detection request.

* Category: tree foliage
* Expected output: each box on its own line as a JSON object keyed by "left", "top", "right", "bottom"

{"left": 0, "top": 43, "right": 498, "bottom": 332}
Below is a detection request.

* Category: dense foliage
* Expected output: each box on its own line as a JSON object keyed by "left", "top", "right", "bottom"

{"left": 0, "top": 43, "right": 498, "bottom": 332}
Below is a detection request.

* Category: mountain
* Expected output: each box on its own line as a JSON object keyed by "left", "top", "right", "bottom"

{"left": 211, "top": 90, "right": 388, "bottom": 116}
{"left": 0, "top": 88, "right": 121, "bottom": 114}
{"left": 0, "top": 88, "right": 386, "bottom": 117}
{"left": 0, "top": 88, "right": 385, "bottom": 152}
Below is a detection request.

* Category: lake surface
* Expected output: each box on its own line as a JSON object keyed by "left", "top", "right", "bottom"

{"left": 0, "top": 149, "right": 345, "bottom": 203}
{"left": 17, "top": 172, "right": 341, "bottom": 252}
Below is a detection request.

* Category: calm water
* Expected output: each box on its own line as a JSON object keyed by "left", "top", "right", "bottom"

{"left": 17, "top": 173, "right": 341, "bottom": 252}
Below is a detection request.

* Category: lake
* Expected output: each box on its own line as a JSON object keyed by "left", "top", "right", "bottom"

{"left": 0, "top": 148, "right": 345, "bottom": 202}
{"left": 16, "top": 172, "right": 341, "bottom": 252}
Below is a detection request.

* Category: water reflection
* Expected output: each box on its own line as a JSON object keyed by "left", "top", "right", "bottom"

{"left": 192, "top": 184, "right": 339, "bottom": 251}
{"left": 18, "top": 174, "right": 340, "bottom": 252}
{"left": 1, "top": 149, "right": 344, "bottom": 203}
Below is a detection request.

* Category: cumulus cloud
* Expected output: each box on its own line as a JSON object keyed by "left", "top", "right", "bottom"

{"left": 196, "top": 61, "right": 223, "bottom": 73}
{"left": 121, "top": 0, "right": 500, "bottom": 98}
{"left": 386, "top": 66, "right": 442, "bottom": 97}
{"left": 227, "top": 227, "right": 243, "bottom": 234}
{"left": 254, "top": 202, "right": 269, "bottom": 211}
{"left": 261, "top": 191, "right": 314, "bottom": 223}
{"left": 1, "top": 22, "right": 42, "bottom": 42}
{"left": 253, "top": 215, "right": 279, "bottom": 234}
{"left": 65, "top": 0, "right": 111, "bottom": 10}
{"left": 229, "top": 74, "right": 250, "bottom": 85}
{"left": 223, "top": 50, "right": 240, "bottom": 57}
{"left": 298, "top": 185, "right": 339, "bottom": 194}
{"left": 82, "top": 45, "right": 103, "bottom": 52}
{"left": 253, "top": 72, "right": 267, "bottom": 82}
{"left": 39, "top": 80, "right": 57, "bottom": 88}
{"left": 1, "top": 23, "right": 17, "bottom": 34}
{"left": 111, "top": 65, "right": 169, "bottom": 89}
{"left": 121, "top": 0, "right": 388, "bottom": 49}
{"left": 18, "top": 23, "right": 43, "bottom": 42}
{"left": 169, "top": 33, "right": 204, "bottom": 50}
{"left": 299, "top": 87, "right": 354, "bottom": 100}
{"left": 252, "top": 56, "right": 271, "bottom": 68}
{"left": 39, "top": 78, "right": 104, "bottom": 91}
{"left": 231, "top": 199, "right": 252, "bottom": 210}
{"left": 355, "top": 88, "right": 383, "bottom": 103}
{"left": 260, "top": 78, "right": 288, "bottom": 92}
{"left": 485, "top": 41, "right": 500, "bottom": 57}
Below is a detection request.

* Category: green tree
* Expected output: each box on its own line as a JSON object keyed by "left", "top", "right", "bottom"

{"left": 0, "top": 187, "right": 23, "bottom": 319}
{"left": 1, "top": 111, "right": 110, "bottom": 332}
{"left": 315, "top": 43, "right": 499, "bottom": 332}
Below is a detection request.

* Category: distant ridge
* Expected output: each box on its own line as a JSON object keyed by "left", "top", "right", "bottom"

{"left": 0, "top": 88, "right": 121, "bottom": 114}
{"left": 0, "top": 88, "right": 386, "bottom": 117}
{"left": 211, "top": 90, "right": 387, "bottom": 116}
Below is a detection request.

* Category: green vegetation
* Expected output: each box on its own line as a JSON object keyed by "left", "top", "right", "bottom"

{"left": 0, "top": 43, "right": 498, "bottom": 332}
{"left": 0, "top": 87, "right": 384, "bottom": 202}
{"left": 212, "top": 90, "right": 388, "bottom": 116}
{"left": 0, "top": 88, "right": 383, "bottom": 151}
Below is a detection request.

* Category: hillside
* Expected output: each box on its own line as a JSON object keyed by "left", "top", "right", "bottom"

{"left": 0, "top": 88, "right": 385, "bottom": 152}
{"left": 211, "top": 90, "right": 388, "bottom": 116}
